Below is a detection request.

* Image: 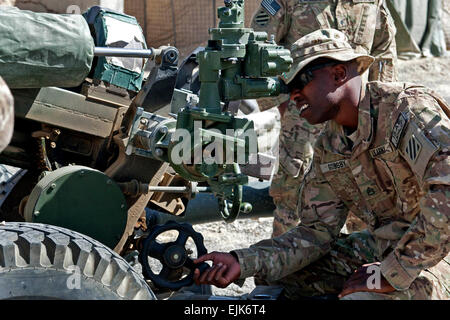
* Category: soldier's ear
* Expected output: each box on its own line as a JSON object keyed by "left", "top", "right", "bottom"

{"left": 332, "top": 64, "right": 348, "bottom": 85}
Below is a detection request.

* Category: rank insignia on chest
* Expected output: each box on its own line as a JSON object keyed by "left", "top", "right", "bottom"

{"left": 262, "top": 0, "right": 282, "bottom": 16}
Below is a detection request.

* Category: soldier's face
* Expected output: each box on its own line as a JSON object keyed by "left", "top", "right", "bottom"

{"left": 290, "top": 67, "right": 340, "bottom": 125}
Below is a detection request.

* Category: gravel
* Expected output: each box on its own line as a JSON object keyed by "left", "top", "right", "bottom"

{"left": 193, "top": 217, "right": 274, "bottom": 297}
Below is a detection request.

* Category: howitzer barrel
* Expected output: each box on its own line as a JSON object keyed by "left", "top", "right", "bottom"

{"left": 146, "top": 183, "right": 275, "bottom": 226}
{"left": 94, "top": 47, "right": 160, "bottom": 59}
{"left": 148, "top": 186, "right": 211, "bottom": 193}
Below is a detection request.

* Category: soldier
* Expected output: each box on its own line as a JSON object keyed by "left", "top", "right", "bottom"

{"left": 0, "top": 76, "right": 14, "bottom": 153}
{"left": 193, "top": 29, "right": 449, "bottom": 300}
{"left": 251, "top": 0, "right": 398, "bottom": 236}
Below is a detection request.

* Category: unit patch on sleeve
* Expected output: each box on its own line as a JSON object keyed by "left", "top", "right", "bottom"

{"left": 254, "top": 10, "right": 271, "bottom": 26}
{"left": 261, "top": 0, "right": 281, "bottom": 16}
{"left": 391, "top": 112, "right": 408, "bottom": 148}
{"left": 399, "top": 120, "right": 439, "bottom": 180}
{"left": 404, "top": 134, "right": 422, "bottom": 163}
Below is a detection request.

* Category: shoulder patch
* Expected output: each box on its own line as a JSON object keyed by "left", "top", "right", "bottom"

{"left": 261, "top": 0, "right": 281, "bottom": 16}
{"left": 254, "top": 10, "right": 270, "bottom": 26}
{"left": 399, "top": 121, "right": 440, "bottom": 180}
{"left": 404, "top": 134, "right": 422, "bottom": 163}
{"left": 391, "top": 112, "right": 408, "bottom": 148}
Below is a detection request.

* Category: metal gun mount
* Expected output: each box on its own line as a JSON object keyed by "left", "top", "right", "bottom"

{"left": 126, "top": 0, "right": 292, "bottom": 222}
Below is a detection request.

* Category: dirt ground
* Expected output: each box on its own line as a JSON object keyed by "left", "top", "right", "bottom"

{"left": 396, "top": 55, "right": 450, "bottom": 103}
{"left": 192, "top": 54, "right": 450, "bottom": 298}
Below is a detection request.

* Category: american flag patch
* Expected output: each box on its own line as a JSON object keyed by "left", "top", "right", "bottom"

{"left": 261, "top": 0, "right": 281, "bottom": 16}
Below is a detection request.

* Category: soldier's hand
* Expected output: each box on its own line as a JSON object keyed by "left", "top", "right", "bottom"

{"left": 193, "top": 252, "right": 241, "bottom": 288}
{"left": 338, "top": 262, "right": 396, "bottom": 298}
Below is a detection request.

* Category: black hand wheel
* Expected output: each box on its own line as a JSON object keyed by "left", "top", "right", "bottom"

{"left": 139, "top": 221, "right": 209, "bottom": 291}
{"left": 218, "top": 183, "right": 242, "bottom": 223}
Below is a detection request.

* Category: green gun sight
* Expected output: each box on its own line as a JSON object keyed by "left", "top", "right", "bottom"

{"left": 168, "top": 0, "right": 292, "bottom": 221}
{"left": 127, "top": 0, "right": 292, "bottom": 222}
{"left": 197, "top": 0, "right": 292, "bottom": 112}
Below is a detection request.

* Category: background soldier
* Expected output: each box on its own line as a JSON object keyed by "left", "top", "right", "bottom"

{"left": 251, "top": 0, "right": 398, "bottom": 236}
{"left": 193, "top": 29, "right": 449, "bottom": 300}
{"left": 0, "top": 76, "right": 13, "bottom": 153}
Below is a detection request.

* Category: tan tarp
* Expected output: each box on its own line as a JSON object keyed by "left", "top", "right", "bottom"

{"left": 0, "top": 0, "right": 15, "bottom": 6}
{"left": 389, "top": 0, "right": 447, "bottom": 57}
{"left": 125, "top": 0, "right": 261, "bottom": 59}
{"left": 12, "top": 0, "right": 123, "bottom": 13}
{"left": 0, "top": 6, "right": 94, "bottom": 88}
{"left": 443, "top": 0, "right": 450, "bottom": 49}
{"left": 386, "top": 0, "right": 421, "bottom": 59}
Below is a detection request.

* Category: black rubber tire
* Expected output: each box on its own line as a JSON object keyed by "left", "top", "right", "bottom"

{"left": 0, "top": 222, "right": 156, "bottom": 300}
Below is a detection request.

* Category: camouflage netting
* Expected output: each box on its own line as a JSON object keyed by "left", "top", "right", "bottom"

{"left": 0, "top": 6, "right": 94, "bottom": 88}
{"left": 125, "top": 0, "right": 261, "bottom": 60}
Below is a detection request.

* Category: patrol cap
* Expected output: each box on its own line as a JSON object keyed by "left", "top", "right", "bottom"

{"left": 282, "top": 29, "right": 375, "bottom": 84}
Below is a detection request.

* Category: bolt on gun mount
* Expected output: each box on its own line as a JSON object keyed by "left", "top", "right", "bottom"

{"left": 127, "top": 0, "right": 292, "bottom": 222}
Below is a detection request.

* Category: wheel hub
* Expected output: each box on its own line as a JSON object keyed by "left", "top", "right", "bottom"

{"left": 163, "top": 245, "right": 187, "bottom": 269}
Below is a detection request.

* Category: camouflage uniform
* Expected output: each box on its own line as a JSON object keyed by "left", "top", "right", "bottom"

{"left": 232, "top": 30, "right": 449, "bottom": 300}
{"left": 251, "top": 0, "right": 398, "bottom": 236}
{"left": 0, "top": 76, "right": 14, "bottom": 153}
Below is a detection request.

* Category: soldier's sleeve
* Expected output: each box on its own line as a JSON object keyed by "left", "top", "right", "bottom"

{"left": 367, "top": 0, "right": 398, "bottom": 82}
{"left": 0, "top": 76, "right": 14, "bottom": 153}
{"left": 232, "top": 146, "right": 349, "bottom": 281}
{"left": 380, "top": 91, "right": 450, "bottom": 291}
{"left": 250, "top": 0, "right": 290, "bottom": 43}
{"left": 250, "top": 0, "right": 291, "bottom": 111}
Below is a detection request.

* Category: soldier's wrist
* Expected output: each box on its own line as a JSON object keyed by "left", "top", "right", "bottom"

{"left": 230, "top": 248, "right": 258, "bottom": 280}
{"left": 380, "top": 252, "right": 417, "bottom": 291}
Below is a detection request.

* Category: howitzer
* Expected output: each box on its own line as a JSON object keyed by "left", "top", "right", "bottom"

{"left": 0, "top": 1, "right": 291, "bottom": 298}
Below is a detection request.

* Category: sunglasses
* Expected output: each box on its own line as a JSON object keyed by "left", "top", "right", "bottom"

{"left": 292, "top": 61, "right": 339, "bottom": 91}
